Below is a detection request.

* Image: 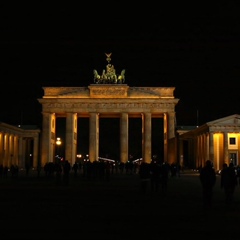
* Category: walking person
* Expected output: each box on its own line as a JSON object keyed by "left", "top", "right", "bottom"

{"left": 221, "top": 162, "right": 238, "bottom": 204}
{"left": 199, "top": 160, "right": 216, "bottom": 208}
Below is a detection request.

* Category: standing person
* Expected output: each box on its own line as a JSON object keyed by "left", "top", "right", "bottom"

{"left": 161, "top": 161, "right": 170, "bottom": 196}
{"left": 221, "top": 162, "right": 238, "bottom": 204}
{"left": 150, "top": 160, "right": 161, "bottom": 193}
{"left": 63, "top": 160, "right": 71, "bottom": 185}
{"left": 55, "top": 162, "right": 62, "bottom": 185}
{"left": 199, "top": 160, "right": 216, "bottom": 208}
{"left": 72, "top": 162, "right": 78, "bottom": 178}
{"left": 236, "top": 165, "right": 240, "bottom": 185}
{"left": 139, "top": 162, "right": 151, "bottom": 194}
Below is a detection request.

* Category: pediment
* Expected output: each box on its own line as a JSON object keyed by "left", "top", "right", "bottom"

{"left": 207, "top": 114, "right": 240, "bottom": 126}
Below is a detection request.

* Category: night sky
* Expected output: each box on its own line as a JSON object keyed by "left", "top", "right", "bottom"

{"left": 1, "top": 4, "right": 240, "bottom": 128}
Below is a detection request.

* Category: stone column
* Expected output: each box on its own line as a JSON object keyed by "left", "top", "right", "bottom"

{"left": 200, "top": 134, "right": 205, "bottom": 162}
{"left": 89, "top": 113, "right": 99, "bottom": 163}
{"left": 33, "top": 136, "right": 39, "bottom": 169}
{"left": 168, "top": 112, "right": 176, "bottom": 139}
{"left": 41, "top": 113, "right": 56, "bottom": 167}
{"left": 22, "top": 138, "right": 26, "bottom": 168}
{"left": 0, "top": 133, "right": 3, "bottom": 165}
{"left": 65, "top": 113, "right": 78, "bottom": 166}
{"left": 188, "top": 138, "right": 195, "bottom": 169}
{"left": 4, "top": 133, "right": 9, "bottom": 167}
{"left": 224, "top": 132, "right": 228, "bottom": 164}
{"left": 9, "top": 134, "right": 14, "bottom": 166}
{"left": 26, "top": 138, "right": 32, "bottom": 168}
{"left": 203, "top": 133, "right": 207, "bottom": 161}
{"left": 238, "top": 135, "right": 240, "bottom": 166}
{"left": 206, "top": 133, "right": 210, "bottom": 159}
{"left": 163, "top": 113, "right": 168, "bottom": 163}
{"left": 18, "top": 137, "right": 23, "bottom": 168}
{"left": 196, "top": 135, "right": 201, "bottom": 168}
{"left": 13, "top": 135, "right": 18, "bottom": 166}
{"left": 142, "top": 112, "right": 151, "bottom": 163}
{"left": 178, "top": 137, "right": 184, "bottom": 167}
{"left": 209, "top": 132, "right": 214, "bottom": 163}
{"left": 200, "top": 135, "right": 203, "bottom": 167}
{"left": 120, "top": 113, "right": 128, "bottom": 164}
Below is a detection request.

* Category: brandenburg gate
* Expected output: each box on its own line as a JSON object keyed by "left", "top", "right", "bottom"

{"left": 38, "top": 54, "right": 179, "bottom": 166}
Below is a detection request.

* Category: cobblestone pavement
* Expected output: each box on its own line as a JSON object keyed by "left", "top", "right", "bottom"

{"left": 0, "top": 169, "right": 240, "bottom": 239}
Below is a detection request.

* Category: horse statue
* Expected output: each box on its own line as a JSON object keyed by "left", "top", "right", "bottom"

{"left": 93, "top": 70, "right": 101, "bottom": 83}
{"left": 117, "top": 69, "right": 125, "bottom": 84}
{"left": 93, "top": 54, "right": 126, "bottom": 84}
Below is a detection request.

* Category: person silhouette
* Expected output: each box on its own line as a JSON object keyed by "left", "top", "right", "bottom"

{"left": 199, "top": 160, "right": 216, "bottom": 208}
{"left": 139, "top": 162, "right": 151, "bottom": 194}
{"left": 63, "top": 160, "right": 71, "bottom": 185}
{"left": 221, "top": 162, "right": 238, "bottom": 204}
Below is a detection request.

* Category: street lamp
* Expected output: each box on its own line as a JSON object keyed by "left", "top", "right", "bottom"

{"left": 56, "top": 137, "right": 62, "bottom": 146}
{"left": 56, "top": 137, "right": 62, "bottom": 162}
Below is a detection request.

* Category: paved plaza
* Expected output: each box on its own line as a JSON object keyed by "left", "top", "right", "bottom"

{"left": 0, "top": 169, "right": 240, "bottom": 239}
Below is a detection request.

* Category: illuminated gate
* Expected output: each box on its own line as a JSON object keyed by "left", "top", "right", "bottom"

{"left": 38, "top": 54, "right": 179, "bottom": 166}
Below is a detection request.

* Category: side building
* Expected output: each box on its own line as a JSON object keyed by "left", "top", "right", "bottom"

{"left": 0, "top": 122, "right": 40, "bottom": 170}
{"left": 178, "top": 114, "right": 240, "bottom": 172}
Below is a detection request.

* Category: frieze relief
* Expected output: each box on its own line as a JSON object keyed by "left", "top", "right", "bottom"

{"left": 91, "top": 89, "right": 126, "bottom": 96}
{"left": 43, "top": 102, "right": 175, "bottom": 111}
{"left": 89, "top": 85, "right": 128, "bottom": 98}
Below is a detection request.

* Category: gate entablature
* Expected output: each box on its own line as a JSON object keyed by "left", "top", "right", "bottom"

{"left": 39, "top": 85, "right": 178, "bottom": 114}
{"left": 41, "top": 85, "right": 176, "bottom": 99}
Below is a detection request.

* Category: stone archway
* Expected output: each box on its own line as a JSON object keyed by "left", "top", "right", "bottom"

{"left": 38, "top": 84, "right": 179, "bottom": 167}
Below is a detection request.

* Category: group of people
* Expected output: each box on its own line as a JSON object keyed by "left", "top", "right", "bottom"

{"left": 199, "top": 160, "right": 238, "bottom": 208}
{"left": 44, "top": 160, "right": 71, "bottom": 185}
{"left": 139, "top": 161, "right": 171, "bottom": 195}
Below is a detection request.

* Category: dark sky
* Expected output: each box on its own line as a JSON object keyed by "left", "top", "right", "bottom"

{"left": 1, "top": 4, "right": 240, "bottom": 127}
